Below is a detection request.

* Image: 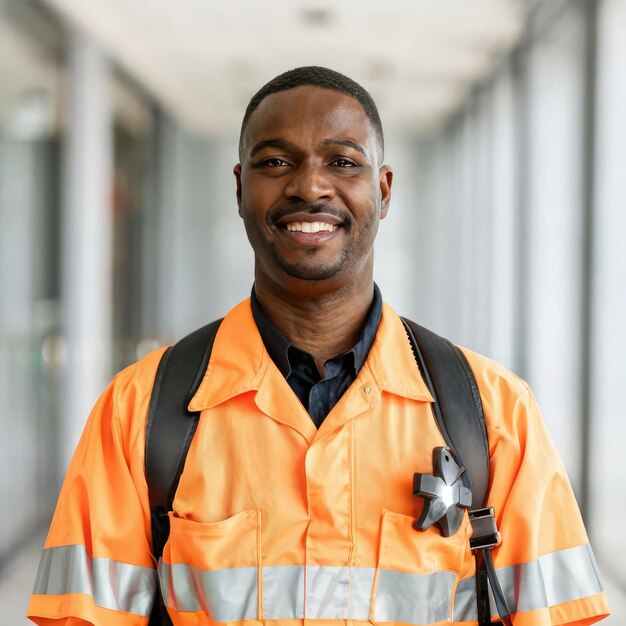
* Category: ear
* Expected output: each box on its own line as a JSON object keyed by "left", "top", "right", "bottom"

{"left": 379, "top": 165, "right": 393, "bottom": 219}
{"left": 233, "top": 163, "right": 243, "bottom": 216}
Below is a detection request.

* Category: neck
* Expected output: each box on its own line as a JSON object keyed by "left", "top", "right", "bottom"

{"left": 254, "top": 272, "right": 375, "bottom": 372}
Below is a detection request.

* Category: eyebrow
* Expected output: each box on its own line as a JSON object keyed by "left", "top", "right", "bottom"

{"left": 249, "top": 139, "right": 295, "bottom": 158}
{"left": 323, "top": 138, "right": 367, "bottom": 157}
{"left": 249, "top": 137, "right": 369, "bottom": 159}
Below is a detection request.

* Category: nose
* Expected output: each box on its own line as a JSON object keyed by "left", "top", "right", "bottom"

{"left": 283, "top": 162, "right": 335, "bottom": 203}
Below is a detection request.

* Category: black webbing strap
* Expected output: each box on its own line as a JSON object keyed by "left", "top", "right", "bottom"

{"left": 475, "top": 549, "right": 492, "bottom": 624}
{"left": 145, "top": 319, "right": 222, "bottom": 626}
{"left": 468, "top": 507, "right": 511, "bottom": 624}
{"left": 402, "top": 319, "right": 512, "bottom": 625}
{"left": 145, "top": 319, "right": 223, "bottom": 513}
{"left": 401, "top": 318, "right": 489, "bottom": 509}
{"left": 483, "top": 549, "right": 513, "bottom": 626}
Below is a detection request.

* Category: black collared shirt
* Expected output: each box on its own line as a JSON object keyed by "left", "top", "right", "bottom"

{"left": 251, "top": 285, "right": 383, "bottom": 428}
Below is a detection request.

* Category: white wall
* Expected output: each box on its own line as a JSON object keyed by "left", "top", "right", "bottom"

{"left": 589, "top": 0, "right": 626, "bottom": 605}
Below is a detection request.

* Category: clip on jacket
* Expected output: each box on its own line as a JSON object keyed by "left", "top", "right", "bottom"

{"left": 413, "top": 446, "right": 472, "bottom": 537}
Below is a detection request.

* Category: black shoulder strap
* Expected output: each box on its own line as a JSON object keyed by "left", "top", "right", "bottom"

{"left": 401, "top": 319, "right": 506, "bottom": 626}
{"left": 401, "top": 318, "right": 489, "bottom": 510}
{"left": 145, "top": 319, "right": 222, "bottom": 516}
{"left": 145, "top": 319, "right": 223, "bottom": 626}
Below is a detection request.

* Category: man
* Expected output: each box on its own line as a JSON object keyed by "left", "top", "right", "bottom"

{"left": 28, "top": 67, "right": 609, "bottom": 626}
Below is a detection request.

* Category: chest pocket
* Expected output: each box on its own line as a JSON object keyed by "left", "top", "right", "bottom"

{"left": 159, "top": 509, "right": 261, "bottom": 624}
{"left": 371, "top": 509, "right": 469, "bottom": 625}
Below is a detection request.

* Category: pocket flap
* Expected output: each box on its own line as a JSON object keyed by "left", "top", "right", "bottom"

{"left": 166, "top": 509, "right": 260, "bottom": 570}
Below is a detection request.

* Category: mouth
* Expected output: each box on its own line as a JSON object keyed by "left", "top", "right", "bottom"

{"left": 274, "top": 211, "right": 344, "bottom": 244}
{"left": 285, "top": 221, "right": 339, "bottom": 233}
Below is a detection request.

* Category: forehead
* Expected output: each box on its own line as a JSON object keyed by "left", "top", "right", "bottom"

{"left": 242, "top": 86, "right": 376, "bottom": 157}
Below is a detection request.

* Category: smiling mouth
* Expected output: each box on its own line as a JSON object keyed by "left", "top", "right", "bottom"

{"left": 285, "top": 221, "right": 339, "bottom": 233}
{"left": 274, "top": 209, "right": 345, "bottom": 235}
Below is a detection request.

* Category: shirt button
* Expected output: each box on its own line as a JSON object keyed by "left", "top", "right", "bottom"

{"left": 364, "top": 386, "right": 371, "bottom": 394}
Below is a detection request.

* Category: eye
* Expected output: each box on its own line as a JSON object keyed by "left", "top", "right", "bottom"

{"left": 261, "top": 157, "right": 290, "bottom": 167}
{"left": 330, "top": 158, "right": 357, "bottom": 168}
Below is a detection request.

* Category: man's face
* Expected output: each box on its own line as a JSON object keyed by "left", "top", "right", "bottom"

{"left": 234, "top": 86, "right": 392, "bottom": 287}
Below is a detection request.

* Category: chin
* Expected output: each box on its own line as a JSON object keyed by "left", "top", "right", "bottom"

{"left": 273, "top": 248, "right": 350, "bottom": 282}
{"left": 280, "top": 263, "right": 343, "bottom": 282}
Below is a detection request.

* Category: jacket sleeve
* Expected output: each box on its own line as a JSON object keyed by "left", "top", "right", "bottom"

{"left": 456, "top": 350, "right": 610, "bottom": 626}
{"left": 27, "top": 348, "right": 167, "bottom": 626}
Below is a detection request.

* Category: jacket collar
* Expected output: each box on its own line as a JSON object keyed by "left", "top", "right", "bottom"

{"left": 188, "top": 297, "right": 433, "bottom": 413}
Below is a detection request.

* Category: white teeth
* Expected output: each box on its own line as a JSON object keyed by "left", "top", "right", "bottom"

{"left": 286, "top": 221, "right": 338, "bottom": 233}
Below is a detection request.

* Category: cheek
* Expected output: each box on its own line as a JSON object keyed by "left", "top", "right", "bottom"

{"left": 238, "top": 198, "right": 271, "bottom": 242}
{"left": 349, "top": 186, "right": 381, "bottom": 221}
{"left": 343, "top": 175, "right": 380, "bottom": 202}
{"left": 240, "top": 180, "right": 279, "bottom": 217}
{"left": 240, "top": 212, "right": 266, "bottom": 251}
{"left": 240, "top": 208, "right": 265, "bottom": 239}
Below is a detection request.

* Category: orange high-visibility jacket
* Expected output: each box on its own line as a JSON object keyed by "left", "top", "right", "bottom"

{"left": 28, "top": 299, "right": 610, "bottom": 626}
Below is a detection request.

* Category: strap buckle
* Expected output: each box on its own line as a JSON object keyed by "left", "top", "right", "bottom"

{"left": 469, "top": 507, "right": 501, "bottom": 551}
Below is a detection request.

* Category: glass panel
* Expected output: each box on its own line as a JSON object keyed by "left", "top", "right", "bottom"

{"left": 522, "top": 5, "right": 586, "bottom": 490}
{"left": 488, "top": 65, "right": 518, "bottom": 372}
{"left": 0, "top": 0, "right": 64, "bottom": 561}
{"left": 110, "top": 71, "right": 158, "bottom": 370}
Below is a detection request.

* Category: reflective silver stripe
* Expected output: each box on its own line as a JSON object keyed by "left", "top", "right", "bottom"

{"left": 32, "top": 544, "right": 157, "bottom": 616}
{"left": 160, "top": 563, "right": 452, "bottom": 623}
{"left": 305, "top": 566, "right": 376, "bottom": 620}
{"left": 454, "top": 575, "right": 479, "bottom": 622}
{"left": 159, "top": 561, "right": 258, "bottom": 620}
{"left": 453, "top": 544, "right": 605, "bottom": 621}
{"left": 374, "top": 569, "right": 457, "bottom": 624}
{"left": 263, "top": 565, "right": 304, "bottom": 619}
{"left": 541, "top": 543, "right": 604, "bottom": 606}
{"left": 160, "top": 564, "right": 375, "bottom": 620}
{"left": 347, "top": 567, "right": 377, "bottom": 620}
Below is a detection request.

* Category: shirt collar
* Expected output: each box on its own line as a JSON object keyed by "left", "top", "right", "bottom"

{"left": 250, "top": 284, "right": 383, "bottom": 378}
{"left": 188, "top": 295, "right": 433, "bottom": 413}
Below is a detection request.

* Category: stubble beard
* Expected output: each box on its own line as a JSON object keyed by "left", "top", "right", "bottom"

{"left": 272, "top": 246, "right": 351, "bottom": 281}
{"left": 270, "top": 212, "right": 378, "bottom": 282}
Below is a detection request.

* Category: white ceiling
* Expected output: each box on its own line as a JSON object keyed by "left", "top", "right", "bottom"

{"left": 42, "top": 0, "right": 529, "bottom": 137}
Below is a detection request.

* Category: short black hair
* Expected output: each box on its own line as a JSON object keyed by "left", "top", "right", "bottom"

{"left": 239, "top": 66, "right": 384, "bottom": 162}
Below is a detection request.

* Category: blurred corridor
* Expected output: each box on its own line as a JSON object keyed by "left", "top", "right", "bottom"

{"left": 1, "top": 0, "right": 625, "bottom": 623}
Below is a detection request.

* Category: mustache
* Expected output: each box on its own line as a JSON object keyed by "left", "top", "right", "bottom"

{"left": 270, "top": 203, "right": 352, "bottom": 226}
